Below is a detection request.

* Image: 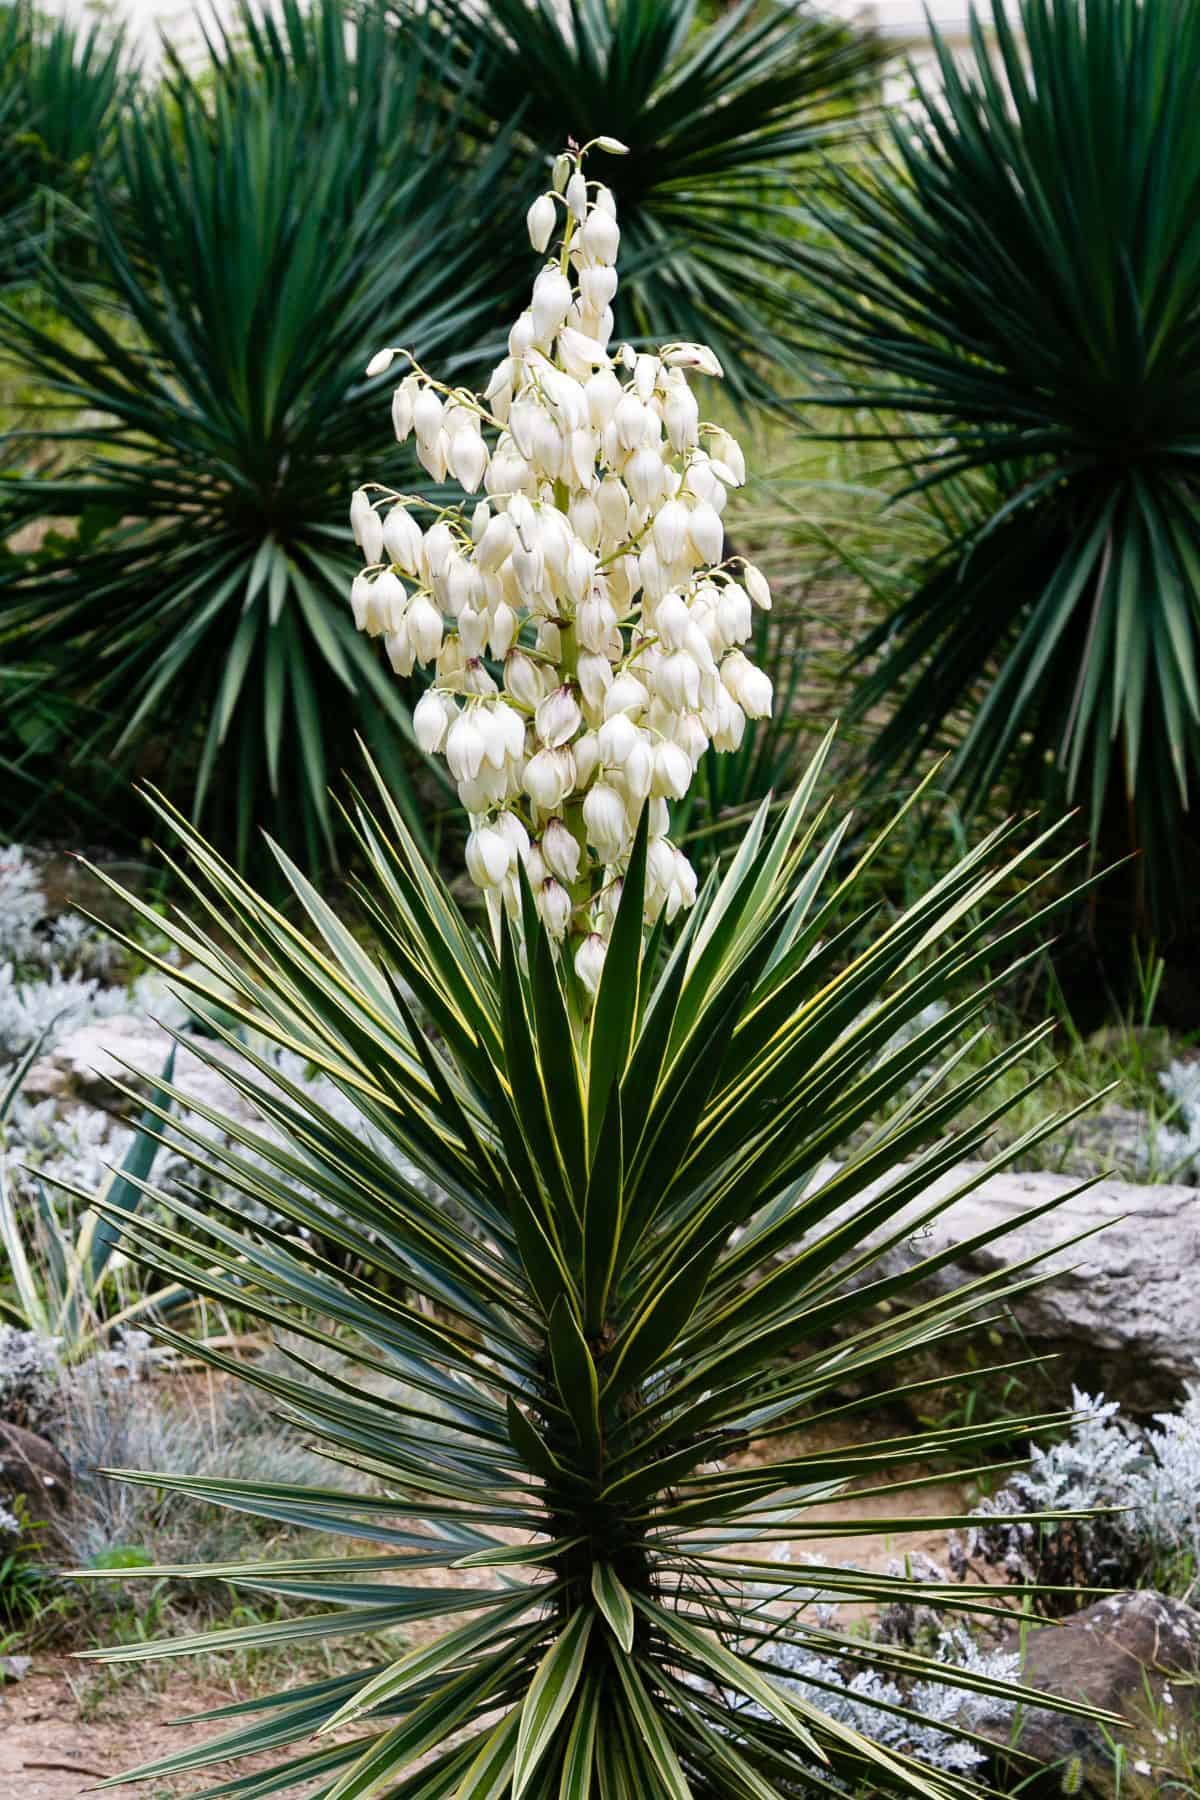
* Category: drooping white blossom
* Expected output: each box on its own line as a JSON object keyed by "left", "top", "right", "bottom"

{"left": 349, "top": 137, "right": 775, "bottom": 977}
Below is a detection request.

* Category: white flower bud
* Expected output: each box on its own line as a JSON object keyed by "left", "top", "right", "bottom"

{"left": 569, "top": 492, "right": 602, "bottom": 547}
{"left": 392, "top": 376, "right": 419, "bottom": 442}
{"left": 531, "top": 267, "right": 574, "bottom": 340}
{"left": 371, "top": 568, "right": 407, "bottom": 632}
{"left": 576, "top": 591, "right": 618, "bottom": 654}
{"left": 416, "top": 428, "right": 449, "bottom": 482}
{"left": 385, "top": 629, "right": 415, "bottom": 675}
{"left": 407, "top": 594, "right": 444, "bottom": 663}
{"left": 742, "top": 561, "right": 772, "bottom": 610}
{"left": 565, "top": 170, "right": 588, "bottom": 221}
{"left": 654, "top": 591, "right": 691, "bottom": 651}
{"left": 596, "top": 476, "right": 630, "bottom": 540}
{"left": 663, "top": 384, "right": 699, "bottom": 452}
{"left": 583, "top": 782, "right": 627, "bottom": 861}
{"left": 523, "top": 746, "right": 576, "bottom": 810}
{"left": 722, "top": 650, "right": 773, "bottom": 719}
{"left": 717, "top": 582, "right": 752, "bottom": 645}
{"left": 350, "top": 572, "right": 371, "bottom": 632}
{"left": 633, "top": 354, "right": 659, "bottom": 401}
{"left": 459, "top": 606, "right": 488, "bottom": 661}
{"left": 658, "top": 649, "right": 701, "bottom": 711}
{"left": 626, "top": 448, "right": 665, "bottom": 509}
{"left": 350, "top": 489, "right": 384, "bottom": 564}
{"left": 553, "top": 153, "right": 572, "bottom": 192}
{"left": 579, "top": 209, "right": 620, "bottom": 266}
{"left": 575, "top": 932, "right": 607, "bottom": 994}
{"left": 652, "top": 499, "right": 689, "bottom": 565}
{"left": 620, "top": 734, "right": 653, "bottom": 804}
{"left": 613, "top": 391, "right": 645, "bottom": 451}
{"left": 488, "top": 601, "right": 519, "bottom": 659}
{"left": 604, "top": 671, "right": 649, "bottom": 718}
{"left": 485, "top": 355, "right": 515, "bottom": 403}
{"left": 568, "top": 730, "right": 597, "bottom": 788}
{"left": 413, "top": 688, "right": 450, "bottom": 754}
{"left": 381, "top": 506, "right": 420, "bottom": 576}
{"left": 422, "top": 520, "right": 454, "bottom": 583}
{"left": 638, "top": 543, "right": 668, "bottom": 601}
{"left": 535, "top": 684, "right": 582, "bottom": 748}
{"left": 476, "top": 512, "right": 515, "bottom": 573}
{"left": 495, "top": 808, "right": 530, "bottom": 860}
{"left": 711, "top": 686, "right": 746, "bottom": 752}
{"left": 576, "top": 650, "right": 613, "bottom": 711}
{"left": 506, "top": 650, "right": 546, "bottom": 707}
{"left": 509, "top": 310, "right": 538, "bottom": 359}
{"left": 527, "top": 193, "right": 557, "bottom": 253}
{"left": 652, "top": 739, "right": 692, "bottom": 799}
{"left": 365, "top": 346, "right": 394, "bottom": 378}
{"left": 579, "top": 265, "right": 618, "bottom": 314}
{"left": 542, "top": 816, "right": 581, "bottom": 884}
{"left": 585, "top": 367, "right": 623, "bottom": 431}
{"left": 450, "top": 425, "right": 488, "bottom": 493}
{"left": 466, "top": 825, "right": 513, "bottom": 889}
{"left": 412, "top": 387, "right": 444, "bottom": 446}
{"left": 597, "top": 710, "right": 639, "bottom": 766}
{"left": 662, "top": 342, "right": 724, "bottom": 378}
{"left": 538, "top": 879, "right": 572, "bottom": 938}
{"left": 688, "top": 501, "right": 724, "bottom": 566}
{"left": 709, "top": 427, "right": 746, "bottom": 485}
{"left": 446, "top": 709, "right": 486, "bottom": 781}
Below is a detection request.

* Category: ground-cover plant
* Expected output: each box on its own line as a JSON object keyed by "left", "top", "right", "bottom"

{"left": 0, "top": 13, "right": 519, "bottom": 871}
{"left": 70, "top": 151, "right": 1124, "bottom": 1798}
{"left": 398, "top": 0, "right": 883, "bottom": 409}
{"left": 960, "top": 1386, "right": 1200, "bottom": 1610}
{"left": 789, "top": 0, "right": 1200, "bottom": 939}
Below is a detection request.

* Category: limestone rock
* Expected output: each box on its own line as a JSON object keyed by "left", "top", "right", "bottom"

{"left": 24, "top": 1014, "right": 252, "bottom": 1123}
{"left": 826, "top": 1161, "right": 1200, "bottom": 1407}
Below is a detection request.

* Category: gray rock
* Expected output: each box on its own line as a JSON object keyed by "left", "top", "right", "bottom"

{"left": 0, "top": 1420, "right": 71, "bottom": 1516}
{"left": 989, "top": 1590, "right": 1200, "bottom": 1795}
{"left": 826, "top": 1161, "right": 1200, "bottom": 1408}
{"left": 25, "top": 1013, "right": 253, "bottom": 1124}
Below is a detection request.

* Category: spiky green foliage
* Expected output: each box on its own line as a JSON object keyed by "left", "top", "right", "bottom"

{"left": 0, "top": 3, "right": 520, "bottom": 869}
{"left": 0, "top": 0, "right": 131, "bottom": 282}
{"left": 74, "top": 741, "right": 1118, "bottom": 1797}
{"left": 397, "top": 0, "right": 882, "bottom": 408}
{"left": 790, "top": 0, "right": 1200, "bottom": 930}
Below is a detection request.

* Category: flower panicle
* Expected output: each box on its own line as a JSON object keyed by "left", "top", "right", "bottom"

{"left": 349, "top": 141, "right": 773, "bottom": 991}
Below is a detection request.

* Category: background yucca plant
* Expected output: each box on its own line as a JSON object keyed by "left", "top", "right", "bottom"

{"left": 76, "top": 744, "right": 1114, "bottom": 1798}
{"left": 790, "top": 0, "right": 1200, "bottom": 941}
{"left": 0, "top": 2, "right": 521, "bottom": 870}
{"left": 397, "top": 0, "right": 883, "bottom": 408}
{"left": 0, "top": 0, "right": 131, "bottom": 284}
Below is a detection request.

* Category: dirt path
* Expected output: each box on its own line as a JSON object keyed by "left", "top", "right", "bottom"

{"left": 0, "top": 1659, "right": 280, "bottom": 1799}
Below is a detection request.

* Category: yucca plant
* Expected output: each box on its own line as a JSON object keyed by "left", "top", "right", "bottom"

{"left": 394, "top": 0, "right": 883, "bottom": 408}
{"left": 0, "top": 15, "right": 520, "bottom": 870}
{"left": 789, "top": 0, "right": 1200, "bottom": 936}
{"left": 74, "top": 759, "right": 1115, "bottom": 1797}
{"left": 0, "top": 0, "right": 131, "bottom": 282}
{"left": 72, "top": 149, "right": 1117, "bottom": 1796}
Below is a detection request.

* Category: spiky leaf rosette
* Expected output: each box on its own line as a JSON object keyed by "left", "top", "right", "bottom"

{"left": 0, "top": 0, "right": 131, "bottom": 284}
{"left": 77, "top": 743, "right": 1114, "bottom": 1798}
{"left": 0, "top": 17, "right": 523, "bottom": 869}
{"left": 393, "top": 0, "right": 883, "bottom": 410}
{"left": 790, "top": 0, "right": 1200, "bottom": 930}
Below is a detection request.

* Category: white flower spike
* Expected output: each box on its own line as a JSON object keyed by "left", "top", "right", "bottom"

{"left": 351, "top": 139, "right": 772, "bottom": 968}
